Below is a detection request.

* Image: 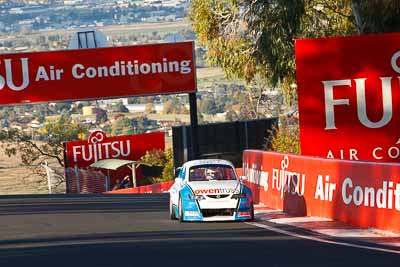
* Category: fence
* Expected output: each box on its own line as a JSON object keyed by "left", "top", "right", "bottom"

{"left": 41, "top": 162, "right": 67, "bottom": 194}
{"left": 65, "top": 167, "right": 108, "bottom": 193}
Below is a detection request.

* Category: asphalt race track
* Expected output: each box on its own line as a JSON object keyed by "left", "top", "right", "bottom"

{"left": 0, "top": 194, "right": 398, "bottom": 267}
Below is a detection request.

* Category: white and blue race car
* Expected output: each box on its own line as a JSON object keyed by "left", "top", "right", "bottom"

{"left": 169, "top": 159, "right": 254, "bottom": 222}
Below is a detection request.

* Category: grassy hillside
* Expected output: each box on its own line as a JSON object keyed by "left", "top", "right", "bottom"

{"left": 0, "top": 145, "right": 65, "bottom": 195}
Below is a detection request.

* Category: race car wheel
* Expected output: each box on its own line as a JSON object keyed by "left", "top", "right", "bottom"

{"left": 169, "top": 199, "right": 176, "bottom": 220}
{"left": 178, "top": 197, "right": 185, "bottom": 223}
{"left": 249, "top": 203, "right": 255, "bottom": 221}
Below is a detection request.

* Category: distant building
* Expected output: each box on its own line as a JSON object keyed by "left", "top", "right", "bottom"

{"left": 82, "top": 106, "right": 94, "bottom": 116}
{"left": 29, "top": 120, "right": 43, "bottom": 129}
{"left": 125, "top": 104, "right": 164, "bottom": 113}
{"left": 9, "top": 8, "right": 24, "bottom": 14}
{"left": 163, "top": 32, "right": 185, "bottom": 43}
{"left": 63, "top": 0, "right": 82, "bottom": 5}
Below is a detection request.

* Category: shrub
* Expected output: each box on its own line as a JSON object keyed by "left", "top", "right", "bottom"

{"left": 139, "top": 148, "right": 174, "bottom": 183}
{"left": 268, "top": 118, "right": 300, "bottom": 154}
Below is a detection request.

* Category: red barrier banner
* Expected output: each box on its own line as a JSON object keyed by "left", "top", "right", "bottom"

{"left": 243, "top": 150, "right": 400, "bottom": 233}
{"left": 64, "top": 130, "right": 165, "bottom": 168}
{"left": 295, "top": 33, "right": 400, "bottom": 162}
{"left": 105, "top": 180, "right": 174, "bottom": 194}
{"left": 0, "top": 42, "right": 195, "bottom": 105}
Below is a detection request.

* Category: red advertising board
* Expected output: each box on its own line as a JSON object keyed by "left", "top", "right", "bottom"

{"left": 295, "top": 33, "right": 400, "bottom": 162}
{"left": 64, "top": 131, "right": 165, "bottom": 168}
{"left": 243, "top": 150, "right": 400, "bottom": 233}
{"left": 0, "top": 42, "right": 195, "bottom": 105}
{"left": 105, "top": 180, "right": 174, "bottom": 194}
{"left": 64, "top": 131, "right": 165, "bottom": 193}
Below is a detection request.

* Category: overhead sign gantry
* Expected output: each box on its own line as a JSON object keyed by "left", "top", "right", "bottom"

{"left": 0, "top": 41, "right": 196, "bottom": 104}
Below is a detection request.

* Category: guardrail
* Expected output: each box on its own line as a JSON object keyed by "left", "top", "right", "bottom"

{"left": 242, "top": 150, "right": 400, "bottom": 233}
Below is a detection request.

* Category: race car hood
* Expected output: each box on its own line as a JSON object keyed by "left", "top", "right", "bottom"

{"left": 188, "top": 180, "right": 241, "bottom": 195}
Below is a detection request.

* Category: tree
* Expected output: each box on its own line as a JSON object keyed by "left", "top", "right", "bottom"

{"left": 122, "top": 126, "right": 135, "bottom": 136}
{"left": 189, "top": 0, "right": 357, "bottom": 103}
{"left": 267, "top": 116, "right": 300, "bottom": 154}
{"left": 199, "top": 97, "right": 218, "bottom": 115}
{"left": 225, "top": 110, "right": 239, "bottom": 122}
{"left": 94, "top": 108, "right": 108, "bottom": 124}
{"left": 54, "top": 102, "right": 72, "bottom": 113}
{"left": 191, "top": 0, "right": 400, "bottom": 153}
{"left": 102, "top": 124, "right": 112, "bottom": 135}
{"left": 163, "top": 99, "right": 185, "bottom": 114}
{"left": 111, "top": 117, "right": 133, "bottom": 136}
{"left": 351, "top": 0, "right": 400, "bottom": 34}
{"left": 139, "top": 148, "right": 174, "bottom": 183}
{"left": 110, "top": 117, "right": 156, "bottom": 136}
{"left": 0, "top": 115, "right": 87, "bottom": 185}
{"left": 115, "top": 103, "right": 129, "bottom": 113}
{"left": 192, "top": 0, "right": 400, "bottom": 100}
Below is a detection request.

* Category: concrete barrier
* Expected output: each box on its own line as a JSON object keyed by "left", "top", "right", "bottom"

{"left": 242, "top": 150, "right": 400, "bottom": 233}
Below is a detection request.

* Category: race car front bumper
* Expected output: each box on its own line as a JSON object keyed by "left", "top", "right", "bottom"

{"left": 180, "top": 195, "right": 253, "bottom": 222}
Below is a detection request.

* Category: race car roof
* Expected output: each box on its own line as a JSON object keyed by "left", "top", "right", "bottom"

{"left": 182, "top": 159, "right": 235, "bottom": 170}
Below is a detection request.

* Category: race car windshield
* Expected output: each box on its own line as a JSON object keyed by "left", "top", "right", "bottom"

{"left": 188, "top": 165, "right": 237, "bottom": 182}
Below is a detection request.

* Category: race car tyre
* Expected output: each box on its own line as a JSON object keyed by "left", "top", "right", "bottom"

{"left": 178, "top": 197, "right": 185, "bottom": 223}
{"left": 249, "top": 203, "right": 254, "bottom": 221}
{"left": 169, "top": 199, "right": 177, "bottom": 220}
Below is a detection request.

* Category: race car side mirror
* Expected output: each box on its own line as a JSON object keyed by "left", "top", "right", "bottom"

{"left": 174, "top": 167, "right": 182, "bottom": 177}
{"left": 240, "top": 176, "right": 247, "bottom": 181}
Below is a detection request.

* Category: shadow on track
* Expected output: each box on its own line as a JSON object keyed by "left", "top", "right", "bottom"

{"left": 0, "top": 194, "right": 168, "bottom": 215}
{"left": 0, "top": 227, "right": 398, "bottom": 267}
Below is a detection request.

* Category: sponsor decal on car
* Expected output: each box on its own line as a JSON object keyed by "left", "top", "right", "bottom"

{"left": 194, "top": 188, "right": 240, "bottom": 195}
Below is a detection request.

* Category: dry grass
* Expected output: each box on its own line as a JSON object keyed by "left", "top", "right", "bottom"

{"left": 196, "top": 67, "right": 224, "bottom": 79}
{"left": 0, "top": 144, "right": 65, "bottom": 195}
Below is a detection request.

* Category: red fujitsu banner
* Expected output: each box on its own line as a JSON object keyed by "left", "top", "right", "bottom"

{"left": 295, "top": 33, "right": 400, "bottom": 162}
{"left": 64, "top": 130, "right": 165, "bottom": 168}
{"left": 0, "top": 42, "right": 195, "bottom": 105}
{"left": 243, "top": 150, "right": 400, "bottom": 233}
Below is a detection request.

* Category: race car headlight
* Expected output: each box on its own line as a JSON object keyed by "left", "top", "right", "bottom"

{"left": 188, "top": 194, "right": 206, "bottom": 201}
{"left": 232, "top": 193, "right": 247, "bottom": 199}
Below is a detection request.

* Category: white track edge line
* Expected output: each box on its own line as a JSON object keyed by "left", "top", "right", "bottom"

{"left": 246, "top": 222, "right": 400, "bottom": 255}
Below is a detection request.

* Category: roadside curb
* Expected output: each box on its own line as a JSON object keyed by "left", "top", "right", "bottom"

{"left": 253, "top": 205, "right": 400, "bottom": 249}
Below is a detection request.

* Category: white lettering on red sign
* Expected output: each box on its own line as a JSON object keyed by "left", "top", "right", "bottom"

{"left": 272, "top": 156, "right": 306, "bottom": 198}
{"left": 72, "top": 140, "right": 131, "bottom": 163}
{"left": 0, "top": 58, "right": 192, "bottom": 92}
{"left": 314, "top": 175, "right": 336, "bottom": 201}
{"left": 0, "top": 58, "right": 30, "bottom": 91}
{"left": 341, "top": 177, "right": 400, "bottom": 210}
{"left": 323, "top": 77, "right": 393, "bottom": 130}
{"left": 243, "top": 156, "right": 307, "bottom": 198}
{"left": 295, "top": 35, "right": 400, "bottom": 162}
{"left": 242, "top": 162, "right": 269, "bottom": 191}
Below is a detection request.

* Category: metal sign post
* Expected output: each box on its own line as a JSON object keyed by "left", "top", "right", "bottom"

{"left": 189, "top": 92, "right": 199, "bottom": 160}
{"left": 130, "top": 163, "right": 137, "bottom": 188}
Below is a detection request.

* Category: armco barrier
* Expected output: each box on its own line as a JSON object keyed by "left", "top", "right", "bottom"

{"left": 104, "top": 180, "right": 174, "bottom": 194}
{"left": 243, "top": 150, "right": 400, "bottom": 233}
